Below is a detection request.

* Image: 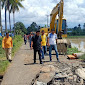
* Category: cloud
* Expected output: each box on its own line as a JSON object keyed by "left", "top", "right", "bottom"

{"left": 1, "top": 0, "right": 85, "bottom": 29}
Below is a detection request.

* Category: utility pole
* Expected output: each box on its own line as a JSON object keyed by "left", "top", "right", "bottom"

{"left": 0, "top": 0, "right": 1, "bottom": 35}
{"left": 46, "top": 15, "right": 49, "bottom": 28}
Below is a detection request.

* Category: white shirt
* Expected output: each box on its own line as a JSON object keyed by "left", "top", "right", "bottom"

{"left": 48, "top": 33, "right": 57, "bottom": 45}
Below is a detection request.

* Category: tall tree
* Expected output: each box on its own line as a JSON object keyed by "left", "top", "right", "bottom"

{"left": 2, "top": 0, "right": 7, "bottom": 33}
{"left": 11, "top": 0, "right": 24, "bottom": 35}
{"left": 6, "top": 0, "right": 12, "bottom": 33}
{"left": 0, "top": 0, "right": 1, "bottom": 34}
{"left": 83, "top": 23, "right": 85, "bottom": 29}
{"left": 78, "top": 24, "right": 81, "bottom": 35}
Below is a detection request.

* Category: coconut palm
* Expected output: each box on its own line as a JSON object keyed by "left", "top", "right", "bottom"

{"left": 0, "top": 0, "right": 1, "bottom": 33}
{"left": 2, "top": 0, "right": 8, "bottom": 33}
{"left": 10, "top": 0, "right": 24, "bottom": 35}
{"left": 6, "top": 0, "right": 11, "bottom": 33}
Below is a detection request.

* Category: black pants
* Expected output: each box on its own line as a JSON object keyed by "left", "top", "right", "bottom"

{"left": 24, "top": 40, "right": 27, "bottom": 45}
{"left": 34, "top": 49, "right": 42, "bottom": 63}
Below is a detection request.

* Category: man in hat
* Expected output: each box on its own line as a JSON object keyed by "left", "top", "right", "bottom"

{"left": 47, "top": 29, "right": 59, "bottom": 62}
{"left": 31, "top": 31, "right": 42, "bottom": 64}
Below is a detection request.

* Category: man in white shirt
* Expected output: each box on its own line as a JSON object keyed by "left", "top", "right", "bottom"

{"left": 47, "top": 29, "right": 59, "bottom": 62}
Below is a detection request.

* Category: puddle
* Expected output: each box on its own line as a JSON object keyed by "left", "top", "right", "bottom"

{"left": 69, "top": 39, "right": 85, "bottom": 52}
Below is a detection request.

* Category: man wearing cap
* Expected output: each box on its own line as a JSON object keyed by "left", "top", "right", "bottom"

{"left": 31, "top": 31, "right": 42, "bottom": 64}
{"left": 41, "top": 30, "right": 47, "bottom": 59}
{"left": 47, "top": 29, "right": 59, "bottom": 62}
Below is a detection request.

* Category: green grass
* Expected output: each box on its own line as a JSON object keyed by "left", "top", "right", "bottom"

{"left": 67, "top": 47, "right": 85, "bottom": 61}
{"left": 79, "top": 54, "right": 85, "bottom": 60}
{"left": 67, "top": 36, "right": 85, "bottom": 39}
{"left": 67, "top": 47, "right": 80, "bottom": 55}
{"left": 0, "top": 61, "right": 9, "bottom": 75}
{"left": 0, "top": 35, "right": 23, "bottom": 75}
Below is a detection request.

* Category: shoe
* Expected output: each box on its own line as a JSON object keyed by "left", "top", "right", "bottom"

{"left": 40, "top": 62, "right": 43, "bottom": 64}
{"left": 34, "top": 62, "right": 36, "bottom": 64}
{"left": 50, "top": 59, "right": 52, "bottom": 62}
{"left": 9, "top": 60, "right": 12, "bottom": 62}
{"left": 42, "top": 58, "right": 45, "bottom": 60}
{"left": 45, "top": 53, "right": 48, "bottom": 56}
{"left": 57, "top": 59, "right": 60, "bottom": 63}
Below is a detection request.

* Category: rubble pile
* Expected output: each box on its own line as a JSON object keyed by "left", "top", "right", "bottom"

{"left": 32, "top": 62, "right": 85, "bottom": 85}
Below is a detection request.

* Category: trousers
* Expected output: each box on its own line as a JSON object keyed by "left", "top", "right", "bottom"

{"left": 41, "top": 46, "right": 47, "bottom": 59}
{"left": 49, "top": 45, "right": 59, "bottom": 61}
{"left": 34, "top": 49, "right": 42, "bottom": 63}
{"left": 5, "top": 48, "right": 12, "bottom": 60}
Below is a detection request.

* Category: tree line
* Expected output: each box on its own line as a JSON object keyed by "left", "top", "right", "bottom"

{"left": 13, "top": 22, "right": 40, "bottom": 35}
{"left": 0, "top": 0, "right": 24, "bottom": 35}
{"left": 67, "top": 23, "right": 85, "bottom": 36}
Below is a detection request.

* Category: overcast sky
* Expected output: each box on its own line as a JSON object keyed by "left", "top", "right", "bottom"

{"left": 1, "top": 0, "right": 85, "bottom": 29}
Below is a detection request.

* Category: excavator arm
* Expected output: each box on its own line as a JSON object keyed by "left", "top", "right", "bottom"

{"left": 50, "top": 3, "right": 59, "bottom": 32}
{"left": 50, "top": 0, "right": 64, "bottom": 34}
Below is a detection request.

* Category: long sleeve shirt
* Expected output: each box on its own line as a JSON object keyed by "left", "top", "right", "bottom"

{"left": 2, "top": 37, "right": 13, "bottom": 48}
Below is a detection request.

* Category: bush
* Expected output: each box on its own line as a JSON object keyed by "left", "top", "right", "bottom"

{"left": 79, "top": 54, "right": 85, "bottom": 60}
{"left": 67, "top": 47, "right": 80, "bottom": 55}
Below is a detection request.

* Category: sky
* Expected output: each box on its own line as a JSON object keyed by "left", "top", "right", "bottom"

{"left": 1, "top": 0, "right": 85, "bottom": 29}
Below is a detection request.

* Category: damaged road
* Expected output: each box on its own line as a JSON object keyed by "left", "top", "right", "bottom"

{"left": 32, "top": 54, "right": 85, "bottom": 85}
{"left": 32, "top": 62, "right": 85, "bottom": 85}
{"left": 1, "top": 43, "right": 85, "bottom": 85}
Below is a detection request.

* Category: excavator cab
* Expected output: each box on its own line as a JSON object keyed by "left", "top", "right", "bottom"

{"left": 55, "top": 19, "right": 67, "bottom": 38}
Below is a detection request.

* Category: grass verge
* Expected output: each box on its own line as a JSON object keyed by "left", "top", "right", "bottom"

{"left": 67, "top": 36, "right": 85, "bottom": 39}
{"left": 79, "top": 54, "right": 85, "bottom": 61}
{"left": 67, "top": 47, "right": 80, "bottom": 55}
{"left": 0, "top": 35, "right": 23, "bottom": 75}
{"left": 67, "top": 47, "right": 85, "bottom": 61}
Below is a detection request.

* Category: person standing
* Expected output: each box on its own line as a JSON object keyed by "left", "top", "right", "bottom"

{"left": 29, "top": 32, "right": 33, "bottom": 48}
{"left": 41, "top": 30, "right": 47, "bottom": 59}
{"left": 24, "top": 34, "right": 27, "bottom": 45}
{"left": 2, "top": 33, "right": 13, "bottom": 62}
{"left": 47, "top": 29, "right": 59, "bottom": 62}
{"left": 31, "top": 31, "right": 42, "bottom": 64}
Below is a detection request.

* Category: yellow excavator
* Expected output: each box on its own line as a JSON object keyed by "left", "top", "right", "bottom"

{"left": 40, "top": 0, "right": 70, "bottom": 54}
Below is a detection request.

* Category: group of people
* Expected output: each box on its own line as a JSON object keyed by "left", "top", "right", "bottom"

{"left": 24, "top": 32, "right": 33, "bottom": 47}
{"left": 30, "top": 29, "right": 59, "bottom": 64}
{"left": 2, "top": 29, "right": 59, "bottom": 64}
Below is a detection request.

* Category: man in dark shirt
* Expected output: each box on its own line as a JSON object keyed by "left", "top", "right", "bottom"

{"left": 24, "top": 34, "right": 27, "bottom": 45}
{"left": 31, "top": 31, "right": 42, "bottom": 64}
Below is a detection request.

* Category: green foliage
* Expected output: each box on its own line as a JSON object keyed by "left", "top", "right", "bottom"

{"left": 0, "top": 35, "right": 23, "bottom": 75}
{"left": 12, "top": 35, "right": 23, "bottom": 56}
{"left": 67, "top": 36, "right": 85, "bottom": 39}
{"left": 67, "top": 23, "right": 85, "bottom": 36}
{"left": 0, "top": 38, "right": 5, "bottom": 58}
{"left": 79, "top": 54, "right": 85, "bottom": 60}
{"left": 14, "top": 22, "right": 27, "bottom": 35}
{"left": 0, "top": 61, "right": 9, "bottom": 75}
{"left": 27, "top": 22, "right": 40, "bottom": 34}
{"left": 67, "top": 47, "right": 80, "bottom": 55}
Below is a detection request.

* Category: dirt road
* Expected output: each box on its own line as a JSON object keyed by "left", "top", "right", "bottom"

{"left": 1, "top": 43, "right": 42, "bottom": 85}
{"left": 1, "top": 43, "right": 82, "bottom": 85}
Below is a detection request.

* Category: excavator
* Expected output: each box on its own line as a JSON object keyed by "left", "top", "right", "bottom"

{"left": 40, "top": 0, "right": 70, "bottom": 54}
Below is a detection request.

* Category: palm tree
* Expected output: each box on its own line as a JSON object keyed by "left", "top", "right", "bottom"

{"left": 2, "top": 0, "right": 7, "bottom": 33}
{"left": 6, "top": 0, "right": 12, "bottom": 33}
{"left": 10, "top": 0, "right": 24, "bottom": 35}
{"left": 0, "top": 0, "right": 1, "bottom": 34}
